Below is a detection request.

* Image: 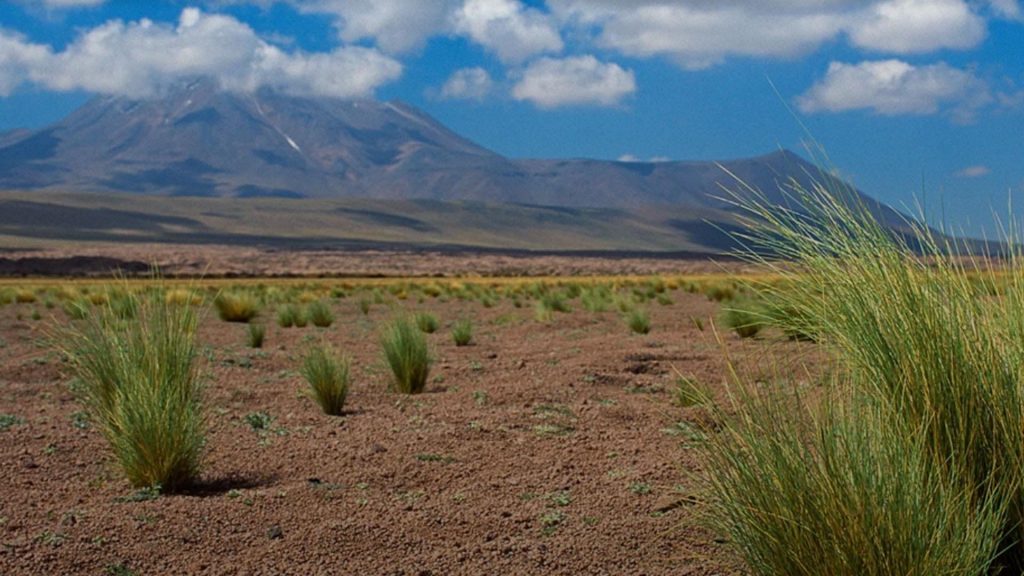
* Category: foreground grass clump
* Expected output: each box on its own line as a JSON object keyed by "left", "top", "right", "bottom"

{"left": 214, "top": 292, "right": 260, "bottom": 323}
{"left": 381, "top": 317, "right": 431, "bottom": 394}
{"left": 301, "top": 343, "right": 350, "bottom": 416}
{"left": 704, "top": 170, "right": 1024, "bottom": 574}
{"left": 705, "top": 392, "right": 1004, "bottom": 575}
{"left": 61, "top": 291, "right": 204, "bottom": 491}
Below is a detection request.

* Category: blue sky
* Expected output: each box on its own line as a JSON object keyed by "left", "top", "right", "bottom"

{"left": 0, "top": 0, "right": 1022, "bottom": 235}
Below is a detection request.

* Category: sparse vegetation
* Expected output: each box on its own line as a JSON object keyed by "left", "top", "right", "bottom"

{"left": 300, "top": 343, "right": 350, "bottom": 416}
{"left": 381, "top": 317, "right": 431, "bottom": 394}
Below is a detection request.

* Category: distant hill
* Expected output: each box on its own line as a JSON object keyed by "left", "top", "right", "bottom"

{"left": 0, "top": 79, "right": 909, "bottom": 253}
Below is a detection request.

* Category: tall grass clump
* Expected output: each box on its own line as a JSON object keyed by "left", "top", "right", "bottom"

{"left": 60, "top": 290, "right": 204, "bottom": 491}
{"left": 702, "top": 166, "right": 1024, "bottom": 573}
{"left": 300, "top": 343, "right": 350, "bottom": 416}
{"left": 214, "top": 292, "right": 260, "bottom": 323}
{"left": 381, "top": 317, "right": 431, "bottom": 394}
{"left": 705, "top": 389, "right": 1004, "bottom": 575}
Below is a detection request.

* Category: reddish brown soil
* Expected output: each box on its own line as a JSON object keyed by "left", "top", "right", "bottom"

{"left": 0, "top": 287, "right": 811, "bottom": 575}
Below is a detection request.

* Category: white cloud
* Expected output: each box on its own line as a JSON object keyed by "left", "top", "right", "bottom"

{"left": 847, "top": 0, "right": 986, "bottom": 53}
{"left": 39, "top": 0, "right": 106, "bottom": 8}
{"left": 513, "top": 55, "right": 635, "bottom": 108}
{"left": 549, "top": 0, "right": 990, "bottom": 68}
{"left": 618, "top": 154, "right": 670, "bottom": 162}
{"left": 955, "top": 165, "right": 991, "bottom": 178}
{"left": 454, "top": 0, "right": 563, "bottom": 64}
{"left": 797, "top": 60, "right": 991, "bottom": 120}
{"left": 0, "top": 8, "right": 402, "bottom": 99}
{"left": 288, "top": 0, "right": 454, "bottom": 53}
{"left": 988, "top": 0, "right": 1023, "bottom": 19}
{"left": 440, "top": 67, "right": 493, "bottom": 100}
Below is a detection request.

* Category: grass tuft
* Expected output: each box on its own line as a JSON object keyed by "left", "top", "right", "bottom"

{"left": 451, "top": 318, "right": 473, "bottom": 346}
{"left": 381, "top": 317, "right": 432, "bottom": 394}
{"left": 300, "top": 343, "right": 350, "bottom": 416}
{"left": 214, "top": 292, "right": 260, "bottom": 323}
{"left": 60, "top": 289, "right": 204, "bottom": 490}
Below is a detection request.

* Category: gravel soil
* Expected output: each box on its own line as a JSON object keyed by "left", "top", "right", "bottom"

{"left": 0, "top": 286, "right": 811, "bottom": 575}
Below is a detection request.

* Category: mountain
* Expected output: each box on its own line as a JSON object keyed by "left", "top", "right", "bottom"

{"left": 0, "top": 80, "right": 909, "bottom": 253}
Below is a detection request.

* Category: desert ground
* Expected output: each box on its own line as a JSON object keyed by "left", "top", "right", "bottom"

{"left": 0, "top": 256, "right": 813, "bottom": 575}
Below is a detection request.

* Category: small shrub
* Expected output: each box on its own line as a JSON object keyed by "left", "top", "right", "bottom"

{"left": 381, "top": 317, "right": 431, "bottom": 394}
{"left": 415, "top": 312, "right": 439, "bottom": 334}
{"left": 300, "top": 344, "right": 350, "bottom": 416}
{"left": 451, "top": 319, "right": 473, "bottom": 346}
{"left": 626, "top": 308, "right": 650, "bottom": 334}
{"left": 61, "top": 291, "right": 204, "bottom": 490}
{"left": 307, "top": 301, "right": 334, "bottom": 328}
{"left": 247, "top": 323, "right": 265, "bottom": 348}
{"left": 214, "top": 292, "right": 259, "bottom": 323}
{"left": 357, "top": 297, "right": 372, "bottom": 315}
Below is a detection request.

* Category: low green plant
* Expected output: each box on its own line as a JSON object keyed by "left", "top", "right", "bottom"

{"left": 357, "top": 297, "right": 372, "bottom": 315}
{"left": 381, "top": 317, "right": 431, "bottom": 394}
{"left": 247, "top": 323, "right": 265, "bottom": 348}
{"left": 415, "top": 312, "right": 439, "bottom": 334}
{"left": 300, "top": 343, "right": 350, "bottom": 416}
{"left": 451, "top": 318, "right": 473, "bottom": 346}
{"left": 214, "top": 292, "right": 259, "bottom": 323}
{"left": 61, "top": 290, "right": 204, "bottom": 490}
{"left": 307, "top": 301, "right": 334, "bottom": 328}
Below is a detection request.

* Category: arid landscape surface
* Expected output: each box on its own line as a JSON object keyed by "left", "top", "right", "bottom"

{"left": 0, "top": 259, "right": 813, "bottom": 575}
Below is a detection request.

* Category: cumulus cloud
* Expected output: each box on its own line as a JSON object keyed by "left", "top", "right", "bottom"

{"left": 955, "top": 165, "right": 991, "bottom": 178}
{"left": 549, "top": 0, "right": 990, "bottom": 68}
{"left": 287, "top": 0, "right": 454, "bottom": 53}
{"left": 440, "top": 67, "right": 493, "bottom": 100}
{"left": 797, "top": 60, "right": 991, "bottom": 120}
{"left": 454, "top": 0, "right": 563, "bottom": 64}
{"left": 848, "top": 0, "right": 986, "bottom": 53}
{"left": 512, "top": 55, "right": 635, "bottom": 108}
{"left": 0, "top": 7, "right": 402, "bottom": 99}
